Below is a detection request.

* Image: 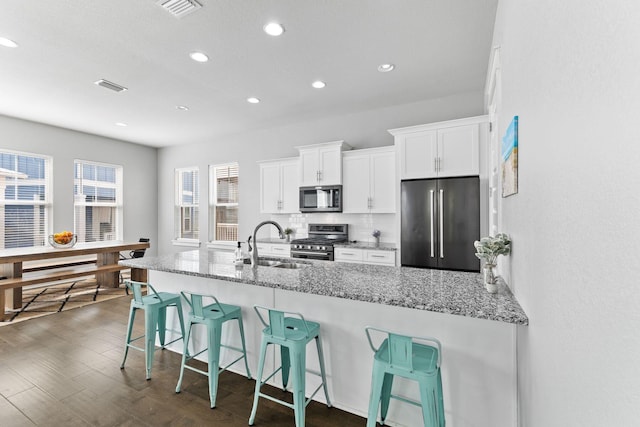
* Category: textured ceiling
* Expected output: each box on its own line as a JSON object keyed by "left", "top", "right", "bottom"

{"left": 0, "top": 0, "right": 498, "bottom": 147}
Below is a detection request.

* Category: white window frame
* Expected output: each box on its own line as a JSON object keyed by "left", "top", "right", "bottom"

{"left": 173, "top": 166, "right": 200, "bottom": 247}
{"left": 208, "top": 162, "right": 239, "bottom": 248}
{"left": 0, "top": 149, "right": 52, "bottom": 249}
{"left": 73, "top": 159, "right": 123, "bottom": 242}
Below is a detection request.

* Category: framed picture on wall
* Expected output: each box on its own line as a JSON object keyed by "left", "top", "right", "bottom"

{"left": 502, "top": 116, "right": 518, "bottom": 197}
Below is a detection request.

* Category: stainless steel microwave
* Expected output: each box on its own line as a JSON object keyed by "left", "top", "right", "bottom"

{"left": 299, "top": 185, "right": 342, "bottom": 213}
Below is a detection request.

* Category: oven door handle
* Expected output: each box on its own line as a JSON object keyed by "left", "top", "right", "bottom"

{"left": 291, "top": 250, "right": 331, "bottom": 257}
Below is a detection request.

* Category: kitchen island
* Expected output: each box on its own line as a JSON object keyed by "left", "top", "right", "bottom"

{"left": 121, "top": 250, "right": 527, "bottom": 427}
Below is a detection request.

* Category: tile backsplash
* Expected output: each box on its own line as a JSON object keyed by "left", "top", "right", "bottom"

{"left": 269, "top": 213, "right": 396, "bottom": 244}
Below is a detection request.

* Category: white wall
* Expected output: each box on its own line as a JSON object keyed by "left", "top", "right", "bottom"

{"left": 157, "top": 91, "right": 484, "bottom": 254}
{"left": 490, "top": 2, "right": 640, "bottom": 425}
{"left": 0, "top": 115, "right": 159, "bottom": 254}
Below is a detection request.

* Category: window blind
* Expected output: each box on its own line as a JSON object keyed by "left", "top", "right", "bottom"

{"left": 175, "top": 167, "right": 199, "bottom": 240}
{"left": 209, "top": 163, "right": 238, "bottom": 242}
{"left": 74, "top": 161, "right": 122, "bottom": 243}
{"left": 0, "top": 151, "right": 51, "bottom": 249}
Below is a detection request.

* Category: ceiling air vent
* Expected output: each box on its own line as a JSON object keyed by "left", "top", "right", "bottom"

{"left": 94, "top": 79, "right": 128, "bottom": 93}
{"left": 157, "top": 0, "right": 202, "bottom": 19}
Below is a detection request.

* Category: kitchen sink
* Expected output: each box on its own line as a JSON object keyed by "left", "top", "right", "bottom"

{"left": 272, "top": 262, "right": 307, "bottom": 269}
{"left": 244, "top": 258, "right": 309, "bottom": 269}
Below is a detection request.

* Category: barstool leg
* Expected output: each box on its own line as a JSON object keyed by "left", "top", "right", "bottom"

{"left": 436, "top": 369, "right": 445, "bottom": 427}
{"left": 207, "top": 322, "right": 223, "bottom": 408}
{"left": 175, "top": 322, "right": 193, "bottom": 394}
{"left": 380, "top": 373, "right": 394, "bottom": 424}
{"left": 144, "top": 308, "right": 159, "bottom": 380}
{"left": 315, "top": 335, "right": 332, "bottom": 407}
{"left": 418, "top": 379, "right": 438, "bottom": 427}
{"left": 157, "top": 307, "right": 167, "bottom": 348}
{"left": 290, "top": 343, "right": 307, "bottom": 427}
{"left": 281, "top": 346, "right": 291, "bottom": 390}
{"left": 120, "top": 305, "right": 136, "bottom": 369}
{"left": 249, "top": 338, "right": 270, "bottom": 425}
{"left": 236, "top": 315, "right": 252, "bottom": 379}
{"left": 367, "top": 365, "right": 385, "bottom": 427}
{"left": 175, "top": 302, "right": 186, "bottom": 341}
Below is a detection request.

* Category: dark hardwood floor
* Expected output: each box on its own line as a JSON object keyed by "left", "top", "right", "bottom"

{"left": 0, "top": 296, "right": 367, "bottom": 426}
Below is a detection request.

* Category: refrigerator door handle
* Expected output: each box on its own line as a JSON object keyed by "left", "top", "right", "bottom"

{"left": 439, "top": 189, "right": 444, "bottom": 258}
{"left": 430, "top": 190, "right": 435, "bottom": 257}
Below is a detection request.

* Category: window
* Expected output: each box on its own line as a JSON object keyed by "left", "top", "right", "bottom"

{"left": 74, "top": 160, "right": 123, "bottom": 243}
{"left": 175, "top": 167, "right": 199, "bottom": 241}
{"left": 0, "top": 150, "right": 52, "bottom": 249}
{"left": 209, "top": 163, "right": 239, "bottom": 243}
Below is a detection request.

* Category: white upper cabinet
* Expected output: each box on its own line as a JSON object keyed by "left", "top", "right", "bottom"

{"left": 390, "top": 116, "right": 486, "bottom": 179}
{"left": 343, "top": 146, "right": 395, "bottom": 213}
{"left": 297, "top": 141, "right": 350, "bottom": 186}
{"left": 259, "top": 157, "right": 299, "bottom": 214}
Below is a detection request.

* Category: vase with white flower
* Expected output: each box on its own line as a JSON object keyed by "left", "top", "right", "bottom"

{"left": 473, "top": 233, "right": 511, "bottom": 293}
{"left": 372, "top": 229, "right": 381, "bottom": 247}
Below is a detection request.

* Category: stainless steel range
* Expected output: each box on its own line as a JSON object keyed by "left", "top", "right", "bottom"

{"left": 290, "top": 224, "right": 349, "bottom": 261}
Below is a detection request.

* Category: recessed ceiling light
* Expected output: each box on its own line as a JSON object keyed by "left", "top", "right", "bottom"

{"left": 247, "top": 97, "right": 260, "bottom": 104}
{"left": 0, "top": 37, "right": 18, "bottom": 48}
{"left": 311, "top": 80, "right": 326, "bottom": 89}
{"left": 263, "top": 22, "right": 285, "bottom": 36}
{"left": 378, "top": 63, "right": 395, "bottom": 73}
{"left": 176, "top": 105, "right": 189, "bottom": 111}
{"left": 115, "top": 122, "right": 128, "bottom": 127}
{"left": 189, "top": 51, "right": 209, "bottom": 63}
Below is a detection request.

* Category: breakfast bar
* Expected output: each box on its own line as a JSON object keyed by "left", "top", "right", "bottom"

{"left": 121, "top": 249, "right": 527, "bottom": 427}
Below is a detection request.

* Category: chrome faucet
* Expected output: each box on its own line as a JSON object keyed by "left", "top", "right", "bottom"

{"left": 249, "top": 220, "right": 285, "bottom": 266}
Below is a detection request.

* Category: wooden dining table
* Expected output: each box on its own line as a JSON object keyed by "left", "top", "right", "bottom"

{"left": 0, "top": 240, "right": 150, "bottom": 321}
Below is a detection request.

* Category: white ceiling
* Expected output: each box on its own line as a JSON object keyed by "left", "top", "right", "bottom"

{"left": 0, "top": 0, "right": 498, "bottom": 148}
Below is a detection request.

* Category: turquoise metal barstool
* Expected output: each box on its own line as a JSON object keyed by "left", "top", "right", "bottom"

{"left": 120, "top": 280, "right": 185, "bottom": 380}
{"left": 365, "top": 327, "right": 445, "bottom": 427}
{"left": 249, "top": 306, "right": 331, "bottom": 427}
{"left": 175, "top": 292, "right": 252, "bottom": 408}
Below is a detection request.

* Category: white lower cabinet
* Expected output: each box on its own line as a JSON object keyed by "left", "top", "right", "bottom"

{"left": 334, "top": 247, "right": 396, "bottom": 266}
{"left": 256, "top": 242, "right": 291, "bottom": 258}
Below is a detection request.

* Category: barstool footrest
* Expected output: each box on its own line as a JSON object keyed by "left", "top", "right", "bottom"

{"left": 259, "top": 366, "right": 283, "bottom": 386}
{"left": 257, "top": 392, "right": 296, "bottom": 410}
{"left": 305, "top": 383, "right": 324, "bottom": 407}
{"left": 390, "top": 393, "right": 422, "bottom": 407}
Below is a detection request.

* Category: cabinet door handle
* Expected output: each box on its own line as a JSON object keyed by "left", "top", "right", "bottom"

{"left": 434, "top": 157, "right": 437, "bottom": 172}
{"left": 342, "top": 252, "right": 355, "bottom": 256}
{"left": 273, "top": 247, "right": 284, "bottom": 251}
{"left": 439, "top": 189, "right": 444, "bottom": 258}
{"left": 430, "top": 190, "right": 435, "bottom": 258}
{"left": 370, "top": 255, "right": 385, "bottom": 258}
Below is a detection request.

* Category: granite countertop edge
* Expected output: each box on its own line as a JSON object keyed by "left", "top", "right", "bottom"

{"left": 121, "top": 251, "right": 528, "bottom": 326}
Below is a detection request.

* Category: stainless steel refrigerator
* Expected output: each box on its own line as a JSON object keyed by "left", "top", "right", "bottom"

{"left": 401, "top": 176, "right": 480, "bottom": 271}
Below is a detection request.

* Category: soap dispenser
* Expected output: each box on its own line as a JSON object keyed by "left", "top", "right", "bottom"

{"left": 235, "top": 241, "right": 244, "bottom": 266}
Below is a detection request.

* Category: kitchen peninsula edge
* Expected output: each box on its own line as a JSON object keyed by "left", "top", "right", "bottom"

{"left": 120, "top": 249, "right": 527, "bottom": 426}
{"left": 120, "top": 249, "right": 527, "bottom": 325}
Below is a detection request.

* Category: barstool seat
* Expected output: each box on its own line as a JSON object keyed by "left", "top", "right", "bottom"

{"left": 249, "top": 306, "right": 331, "bottom": 427}
{"left": 120, "top": 280, "right": 185, "bottom": 380}
{"left": 365, "top": 326, "right": 445, "bottom": 427}
{"left": 175, "top": 292, "right": 251, "bottom": 408}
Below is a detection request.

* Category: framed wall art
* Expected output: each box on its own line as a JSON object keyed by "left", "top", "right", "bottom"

{"left": 502, "top": 116, "right": 518, "bottom": 197}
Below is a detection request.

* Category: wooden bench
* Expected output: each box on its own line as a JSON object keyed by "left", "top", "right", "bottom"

{"left": 0, "top": 241, "right": 150, "bottom": 321}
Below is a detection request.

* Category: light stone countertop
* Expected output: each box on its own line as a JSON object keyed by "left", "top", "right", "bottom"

{"left": 121, "top": 249, "right": 528, "bottom": 325}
